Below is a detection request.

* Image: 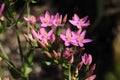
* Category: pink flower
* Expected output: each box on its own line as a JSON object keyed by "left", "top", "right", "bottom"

{"left": 30, "top": 26, "right": 38, "bottom": 39}
{"left": 63, "top": 48, "right": 74, "bottom": 64}
{"left": 69, "top": 14, "right": 90, "bottom": 29}
{"left": 86, "top": 75, "right": 96, "bottom": 80}
{"left": 53, "top": 50, "right": 61, "bottom": 58}
{"left": 82, "top": 53, "right": 92, "bottom": 66}
{"left": 60, "top": 28, "right": 77, "bottom": 46}
{"left": 63, "top": 48, "right": 71, "bottom": 58}
{"left": 44, "top": 51, "right": 52, "bottom": 58}
{"left": 52, "top": 13, "right": 64, "bottom": 26}
{"left": 39, "top": 11, "right": 53, "bottom": 27}
{"left": 24, "top": 16, "right": 37, "bottom": 24}
{"left": 38, "top": 28, "right": 54, "bottom": 46}
{"left": 0, "top": 3, "right": 5, "bottom": 16}
{"left": 76, "top": 30, "right": 92, "bottom": 47}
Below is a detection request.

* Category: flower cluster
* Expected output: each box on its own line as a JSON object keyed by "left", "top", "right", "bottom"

{"left": 24, "top": 11, "right": 96, "bottom": 80}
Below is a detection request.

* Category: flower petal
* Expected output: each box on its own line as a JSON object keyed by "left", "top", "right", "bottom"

{"left": 60, "top": 34, "right": 66, "bottom": 41}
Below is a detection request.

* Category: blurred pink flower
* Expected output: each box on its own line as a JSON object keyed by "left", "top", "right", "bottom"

{"left": 69, "top": 14, "right": 90, "bottom": 29}
{"left": 24, "top": 16, "right": 37, "bottom": 24}
{"left": 82, "top": 53, "right": 92, "bottom": 66}
{"left": 60, "top": 28, "right": 77, "bottom": 46}
{"left": 30, "top": 26, "right": 38, "bottom": 39}
{"left": 63, "top": 48, "right": 71, "bottom": 58}
{"left": 63, "top": 48, "right": 74, "bottom": 64}
{"left": 0, "top": 3, "right": 5, "bottom": 16}
{"left": 76, "top": 30, "right": 92, "bottom": 47}
{"left": 52, "top": 13, "right": 64, "bottom": 26}
{"left": 53, "top": 50, "right": 61, "bottom": 58}
{"left": 38, "top": 28, "right": 54, "bottom": 46}
{"left": 39, "top": 11, "right": 53, "bottom": 27}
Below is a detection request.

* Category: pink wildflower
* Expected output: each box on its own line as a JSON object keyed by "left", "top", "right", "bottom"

{"left": 30, "top": 26, "right": 38, "bottom": 39}
{"left": 63, "top": 48, "right": 74, "bottom": 63}
{"left": 44, "top": 51, "right": 51, "bottom": 58}
{"left": 38, "top": 28, "right": 54, "bottom": 46}
{"left": 60, "top": 28, "right": 77, "bottom": 46}
{"left": 24, "top": 16, "right": 37, "bottom": 24}
{"left": 69, "top": 14, "right": 90, "bottom": 29}
{"left": 82, "top": 53, "right": 92, "bottom": 66}
{"left": 52, "top": 13, "right": 64, "bottom": 26}
{"left": 0, "top": 3, "right": 5, "bottom": 16}
{"left": 39, "top": 11, "right": 53, "bottom": 27}
{"left": 53, "top": 50, "right": 61, "bottom": 58}
{"left": 76, "top": 30, "right": 92, "bottom": 47}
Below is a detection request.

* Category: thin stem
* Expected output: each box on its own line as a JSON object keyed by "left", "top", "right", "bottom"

{"left": 0, "top": 42, "right": 21, "bottom": 74}
{"left": 27, "top": 0, "right": 30, "bottom": 35}
{"left": 68, "top": 64, "right": 71, "bottom": 80}
{"left": 26, "top": 0, "right": 30, "bottom": 52}
{"left": 24, "top": 76, "right": 29, "bottom": 80}
{"left": 15, "top": 25, "right": 24, "bottom": 63}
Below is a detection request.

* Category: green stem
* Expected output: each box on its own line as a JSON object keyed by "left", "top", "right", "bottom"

{"left": 26, "top": 0, "right": 30, "bottom": 52}
{"left": 24, "top": 76, "right": 29, "bottom": 80}
{"left": 68, "top": 64, "right": 71, "bottom": 80}
{"left": 27, "top": 0, "right": 30, "bottom": 35}
{"left": 15, "top": 25, "right": 24, "bottom": 64}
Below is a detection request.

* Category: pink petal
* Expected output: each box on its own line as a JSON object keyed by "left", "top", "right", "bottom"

{"left": 89, "top": 64, "right": 96, "bottom": 75}
{"left": 86, "top": 75, "right": 96, "bottom": 80}
{"left": 82, "top": 53, "right": 87, "bottom": 64}
{"left": 39, "top": 16, "right": 45, "bottom": 22}
{"left": 66, "top": 28, "right": 71, "bottom": 35}
{"left": 82, "top": 16, "right": 88, "bottom": 22}
{"left": 77, "top": 61, "right": 83, "bottom": 70}
{"left": 69, "top": 20, "right": 77, "bottom": 26}
{"left": 81, "top": 30, "right": 86, "bottom": 39}
{"left": 86, "top": 54, "right": 92, "bottom": 65}
{"left": 23, "top": 17, "right": 29, "bottom": 22}
{"left": 41, "top": 23, "right": 48, "bottom": 27}
{"left": 69, "top": 55, "right": 74, "bottom": 64}
{"left": 45, "top": 11, "right": 50, "bottom": 18}
{"left": 65, "top": 41, "right": 70, "bottom": 46}
{"left": 60, "top": 34, "right": 66, "bottom": 41}
{"left": 79, "top": 42, "right": 84, "bottom": 47}
{"left": 74, "top": 14, "right": 80, "bottom": 21}
{"left": 53, "top": 50, "right": 58, "bottom": 58}
{"left": 50, "top": 34, "right": 55, "bottom": 43}
{"left": 48, "top": 29, "right": 54, "bottom": 39}
{"left": 82, "top": 39, "right": 92, "bottom": 43}
{"left": 0, "top": 3, "right": 5, "bottom": 16}
{"left": 30, "top": 26, "right": 38, "bottom": 39}
{"left": 39, "top": 28, "right": 46, "bottom": 35}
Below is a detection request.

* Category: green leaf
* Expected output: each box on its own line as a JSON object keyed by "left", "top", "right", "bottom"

{"left": 7, "top": 62, "right": 21, "bottom": 79}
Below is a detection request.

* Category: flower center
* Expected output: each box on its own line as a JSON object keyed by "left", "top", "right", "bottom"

{"left": 45, "top": 18, "right": 50, "bottom": 23}
{"left": 67, "top": 34, "right": 71, "bottom": 41}
{"left": 78, "top": 36, "right": 83, "bottom": 42}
